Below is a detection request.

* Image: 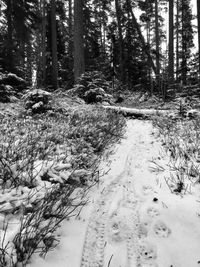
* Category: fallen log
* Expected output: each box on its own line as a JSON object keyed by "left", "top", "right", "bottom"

{"left": 103, "top": 105, "right": 200, "bottom": 120}
{"left": 103, "top": 105, "right": 174, "bottom": 118}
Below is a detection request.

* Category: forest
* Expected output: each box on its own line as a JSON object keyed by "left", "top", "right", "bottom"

{"left": 0, "top": 0, "right": 200, "bottom": 267}
{"left": 0, "top": 0, "right": 199, "bottom": 93}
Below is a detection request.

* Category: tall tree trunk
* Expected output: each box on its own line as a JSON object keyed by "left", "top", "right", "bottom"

{"left": 147, "top": 20, "right": 153, "bottom": 94}
{"left": 115, "top": 0, "right": 124, "bottom": 83}
{"left": 168, "top": 0, "right": 174, "bottom": 83}
{"left": 176, "top": 0, "right": 179, "bottom": 81}
{"left": 181, "top": 0, "right": 187, "bottom": 85}
{"left": 42, "top": 0, "right": 47, "bottom": 86}
{"left": 26, "top": 42, "right": 33, "bottom": 86}
{"left": 51, "top": 0, "right": 58, "bottom": 89}
{"left": 155, "top": 0, "right": 160, "bottom": 87}
{"left": 68, "top": 0, "right": 73, "bottom": 68}
{"left": 126, "top": 0, "right": 157, "bottom": 75}
{"left": 7, "top": 0, "right": 13, "bottom": 71}
{"left": 74, "top": 0, "right": 85, "bottom": 82}
{"left": 197, "top": 0, "right": 200, "bottom": 83}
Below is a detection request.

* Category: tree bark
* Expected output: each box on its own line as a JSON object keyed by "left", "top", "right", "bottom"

{"left": 197, "top": 0, "right": 200, "bottom": 83}
{"left": 115, "top": 0, "right": 124, "bottom": 83}
{"left": 42, "top": 0, "right": 47, "bottom": 86}
{"left": 74, "top": 0, "right": 85, "bottom": 82}
{"left": 176, "top": 0, "right": 179, "bottom": 81}
{"left": 68, "top": 0, "right": 73, "bottom": 68}
{"left": 126, "top": 0, "right": 157, "bottom": 76}
{"left": 168, "top": 0, "right": 174, "bottom": 83}
{"left": 181, "top": 0, "right": 187, "bottom": 85}
{"left": 51, "top": 0, "right": 58, "bottom": 89}
{"left": 155, "top": 0, "right": 160, "bottom": 87}
{"left": 6, "top": 0, "right": 13, "bottom": 71}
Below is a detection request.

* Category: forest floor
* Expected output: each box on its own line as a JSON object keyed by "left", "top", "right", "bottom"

{"left": 28, "top": 119, "right": 200, "bottom": 267}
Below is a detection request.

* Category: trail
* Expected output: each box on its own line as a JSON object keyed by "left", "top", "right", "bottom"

{"left": 80, "top": 120, "right": 161, "bottom": 267}
{"left": 80, "top": 151, "right": 140, "bottom": 267}
{"left": 29, "top": 120, "right": 200, "bottom": 267}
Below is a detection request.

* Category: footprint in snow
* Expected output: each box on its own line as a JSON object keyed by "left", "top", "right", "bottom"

{"left": 139, "top": 240, "right": 157, "bottom": 261}
{"left": 142, "top": 185, "right": 153, "bottom": 195}
{"left": 107, "top": 219, "right": 127, "bottom": 243}
{"left": 154, "top": 220, "right": 171, "bottom": 238}
{"left": 147, "top": 207, "right": 160, "bottom": 218}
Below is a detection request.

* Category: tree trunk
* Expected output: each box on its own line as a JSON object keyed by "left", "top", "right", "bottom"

{"left": 168, "top": 0, "right": 174, "bottom": 83}
{"left": 176, "top": 0, "right": 179, "bottom": 81}
{"left": 126, "top": 0, "right": 157, "bottom": 76}
{"left": 197, "top": 0, "right": 200, "bottom": 83}
{"left": 155, "top": 0, "right": 160, "bottom": 87}
{"left": 51, "top": 0, "right": 58, "bottom": 89}
{"left": 6, "top": 0, "right": 13, "bottom": 71}
{"left": 74, "top": 0, "right": 85, "bottom": 82}
{"left": 181, "top": 0, "right": 187, "bottom": 85}
{"left": 115, "top": 0, "right": 124, "bottom": 83}
{"left": 42, "top": 0, "right": 47, "bottom": 86}
{"left": 68, "top": 0, "right": 73, "bottom": 69}
{"left": 26, "top": 42, "right": 33, "bottom": 86}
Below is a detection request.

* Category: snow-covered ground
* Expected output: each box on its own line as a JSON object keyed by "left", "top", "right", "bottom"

{"left": 29, "top": 120, "right": 200, "bottom": 267}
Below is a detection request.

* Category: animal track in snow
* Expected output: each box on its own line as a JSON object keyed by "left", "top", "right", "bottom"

{"left": 139, "top": 240, "right": 157, "bottom": 261}
{"left": 154, "top": 220, "right": 171, "bottom": 238}
{"left": 146, "top": 207, "right": 160, "bottom": 218}
{"left": 142, "top": 185, "right": 153, "bottom": 195}
{"left": 107, "top": 218, "right": 128, "bottom": 243}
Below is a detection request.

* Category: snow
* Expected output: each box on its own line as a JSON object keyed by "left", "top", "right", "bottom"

{"left": 28, "top": 120, "right": 200, "bottom": 267}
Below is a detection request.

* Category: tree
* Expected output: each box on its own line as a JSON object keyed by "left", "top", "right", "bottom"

{"left": 155, "top": 0, "right": 160, "bottom": 87}
{"left": 168, "top": 0, "right": 174, "bottom": 82}
{"left": 50, "top": 0, "right": 58, "bottom": 89}
{"left": 41, "top": 0, "right": 47, "bottom": 86}
{"left": 180, "top": 0, "right": 194, "bottom": 85}
{"left": 74, "top": 0, "right": 85, "bottom": 82}
{"left": 126, "top": 0, "right": 157, "bottom": 75}
{"left": 115, "top": 0, "right": 124, "bottom": 83}
{"left": 6, "top": 0, "right": 13, "bottom": 72}
{"left": 175, "top": 0, "right": 180, "bottom": 81}
{"left": 197, "top": 0, "right": 200, "bottom": 81}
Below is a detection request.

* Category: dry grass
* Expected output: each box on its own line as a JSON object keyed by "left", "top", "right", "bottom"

{"left": 0, "top": 104, "right": 126, "bottom": 266}
{"left": 153, "top": 116, "right": 200, "bottom": 195}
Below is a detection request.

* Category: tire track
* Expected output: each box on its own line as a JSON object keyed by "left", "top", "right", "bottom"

{"left": 80, "top": 152, "right": 140, "bottom": 267}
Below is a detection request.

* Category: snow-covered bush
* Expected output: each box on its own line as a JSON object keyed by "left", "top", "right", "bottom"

{"left": 0, "top": 73, "right": 27, "bottom": 91}
{"left": 153, "top": 116, "right": 200, "bottom": 194}
{"left": 0, "top": 105, "right": 125, "bottom": 266}
{"left": 23, "top": 89, "right": 52, "bottom": 114}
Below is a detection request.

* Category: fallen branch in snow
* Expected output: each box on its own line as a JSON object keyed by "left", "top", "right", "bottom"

{"left": 103, "top": 105, "right": 200, "bottom": 120}
{"left": 102, "top": 105, "right": 174, "bottom": 118}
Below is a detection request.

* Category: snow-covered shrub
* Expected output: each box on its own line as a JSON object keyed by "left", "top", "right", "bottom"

{"left": 0, "top": 72, "right": 27, "bottom": 91}
{"left": 67, "top": 71, "right": 114, "bottom": 104}
{"left": 23, "top": 89, "right": 52, "bottom": 114}
{"left": 153, "top": 116, "right": 200, "bottom": 194}
{"left": 0, "top": 84, "right": 18, "bottom": 103}
{"left": 0, "top": 105, "right": 125, "bottom": 265}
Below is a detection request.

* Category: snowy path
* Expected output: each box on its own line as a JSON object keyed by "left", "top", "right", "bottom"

{"left": 29, "top": 120, "right": 200, "bottom": 267}
{"left": 80, "top": 150, "right": 140, "bottom": 267}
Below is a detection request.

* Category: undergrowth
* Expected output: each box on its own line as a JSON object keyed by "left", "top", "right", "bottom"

{"left": 0, "top": 105, "right": 126, "bottom": 266}
{"left": 153, "top": 116, "right": 200, "bottom": 195}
